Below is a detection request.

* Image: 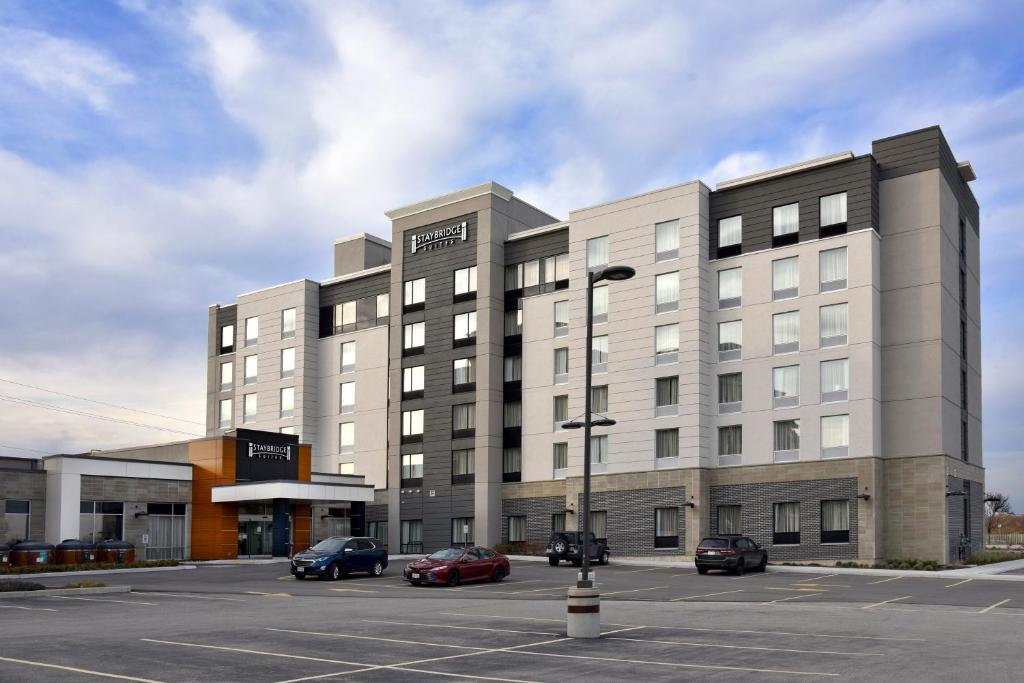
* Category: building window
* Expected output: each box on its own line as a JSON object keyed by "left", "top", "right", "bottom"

{"left": 376, "top": 293, "right": 389, "bottom": 321}
{"left": 503, "top": 447, "right": 522, "bottom": 482}
{"left": 821, "top": 414, "right": 849, "bottom": 458}
{"left": 452, "top": 448, "right": 475, "bottom": 484}
{"left": 339, "top": 462, "right": 355, "bottom": 475}
{"left": 773, "top": 420, "right": 800, "bottom": 462}
{"left": 554, "top": 348, "right": 569, "bottom": 384}
{"left": 718, "top": 215, "right": 742, "bottom": 252}
{"left": 555, "top": 253, "right": 569, "bottom": 282}
{"left": 453, "top": 312, "right": 477, "bottom": 346}
{"left": 590, "top": 510, "right": 607, "bottom": 540}
{"left": 656, "top": 272, "right": 680, "bottom": 313}
{"left": 718, "top": 425, "right": 742, "bottom": 465}
{"left": 553, "top": 394, "right": 569, "bottom": 430}
{"left": 592, "top": 385, "right": 608, "bottom": 413}
{"left": 144, "top": 503, "right": 186, "bottom": 560}
{"left": 403, "top": 321, "right": 425, "bottom": 355}
{"left": 773, "top": 311, "right": 800, "bottom": 354}
{"left": 820, "top": 303, "right": 848, "bottom": 348}
{"left": 591, "top": 435, "right": 608, "bottom": 464}
{"left": 592, "top": 286, "right": 609, "bottom": 324}
{"left": 281, "top": 308, "right": 296, "bottom": 339}
{"left": 280, "top": 387, "right": 294, "bottom": 418}
{"left": 655, "top": 324, "right": 679, "bottom": 365}
{"left": 655, "top": 219, "right": 679, "bottom": 261}
{"left": 243, "top": 394, "right": 257, "bottom": 423}
{"left": 334, "top": 300, "right": 356, "bottom": 333}
{"left": 452, "top": 403, "right": 476, "bottom": 436}
{"left": 281, "top": 348, "right": 295, "bottom": 379}
{"left": 79, "top": 501, "right": 124, "bottom": 543}
{"left": 220, "top": 361, "right": 233, "bottom": 390}
{"left": 453, "top": 357, "right": 476, "bottom": 389}
{"left": 655, "top": 508, "right": 679, "bottom": 548}
{"left": 552, "top": 513, "right": 566, "bottom": 532}
{"left": 340, "top": 382, "right": 355, "bottom": 414}
{"left": 218, "top": 398, "right": 232, "bottom": 429}
{"left": 4, "top": 500, "right": 30, "bottom": 543}
{"left": 400, "top": 520, "right": 423, "bottom": 553}
{"left": 773, "top": 502, "right": 800, "bottom": 545}
{"left": 505, "top": 263, "right": 524, "bottom": 291}
{"left": 820, "top": 192, "right": 847, "bottom": 227}
{"left": 401, "top": 453, "right": 423, "bottom": 486}
{"left": 820, "top": 358, "right": 849, "bottom": 402}
{"left": 772, "top": 257, "right": 799, "bottom": 300}
{"left": 508, "top": 515, "right": 527, "bottom": 543}
{"left": 402, "top": 366, "right": 424, "bottom": 397}
{"left": 587, "top": 236, "right": 609, "bottom": 271}
{"left": 718, "top": 373, "right": 742, "bottom": 413}
{"left": 503, "top": 401, "right": 522, "bottom": 428}
{"left": 245, "top": 316, "right": 259, "bottom": 346}
{"left": 404, "top": 278, "right": 425, "bottom": 309}
{"left": 773, "top": 365, "right": 799, "bottom": 408}
{"left": 554, "top": 300, "right": 569, "bottom": 337}
{"left": 341, "top": 342, "right": 355, "bottom": 373}
{"left": 279, "top": 426, "right": 295, "bottom": 435}
{"left": 821, "top": 500, "right": 850, "bottom": 543}
{"left": 820, "top": 247, "right": 847, "bottom": 292}
{"left": 592, "top": 335, "right": 609, "bottom": 372}
{"left": 655, "top": 429, "right": 678, "bottom": 459}
{"left": 339, "top": 422, "right": 354, "bottom": 455}
{"left": 718, "top": 320, "right": 742, "bottom": 361}
{"left": 503, "top": 355, "right": 522, "bottom": 383}
{"left": 401, "top": 410, "right": 424, "bottom": 442}
{"left": 655, "top": 376, "right": 678, "bottom": 417}
{"left": 504, "top": 305, "right": 523, "bottom": 336}
{"left": 452, "top": 517, "right": 474, "bottom": 546}
{"left": 244, "top": 355, "right": 257, "bottom": 384}
{"left": 220, "top": 324, "right": 235, "bottom": 354}
{"left": 523, "top": 260, "right": 540, "bottom": 288}
{"left": 717, "top": 505, "right": 741, "bottom": 535}
{"left": 553, "top": 442, "right": 568, "bottom": 472}
{"left": 367, "top": 521, "right": 387, "bottom": 545}
{"left": 454, "top": 266, "right": 477, "bottom": 298}
{"left": 772, "top": 203, "right": 799, "bottom": 242}
{"left": 717, "top": 268, "right": 741, "bottom": 309}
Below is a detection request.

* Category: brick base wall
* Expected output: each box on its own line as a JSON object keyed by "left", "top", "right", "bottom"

{"left": 0, "top": 471, "right": 46, "bottom": 543}
{"left": 577, "top": 487, "right": 687, "bottom": 557}
{"left": 501, "top": 496, "right": 565, "bottom": 546}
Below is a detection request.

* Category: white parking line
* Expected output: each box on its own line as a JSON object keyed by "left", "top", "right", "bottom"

{"left": 606, "top": 635, "right": 884, "bottom": 657}
{"left": 867, "top": 576, "right": 904, "bottom": 585}
{"left": 862, "top": 595, "right": 912, "bottom": 609}
{"left": 979, "top": 599, "right": 1011, "bottom": 614}
{"left": 506, "top": 649, "right": 838, "bottom": 677}
{"left": 669, "top": 589, "right": 744, "bottom": 601}
{"left": 622, "top": 567, "right": 662, "bottom": 573}
{"left": 945, "top": 578, "right": 973, "bottom": 588}
{"left": 762, "top": 593, "right": 823, "bottom": 605}
{"left": 602, "top": 585, "right": 668, "bottom": 596}
{"left": 46, "top": 596, "right": 157, "bottom": 606}
{"left": 140, "top": 639, "right": 367, "bottom": 666}
{"left": 135, "top": 592, "right": 244, "bottom": 602}
{"left": 363, "top": 619, "right": 559, "bottom": 636}
{"left": 0, "top": 655, "right": 163, "bottom": 682}
{"left": 265, "top": 627, "right": 488, "bottom": 650}
{"left": 764, "top": 587, "right": 830, "bottom": 592}
{"left": 0, "top": 604, "right": 58, "bottom": 612}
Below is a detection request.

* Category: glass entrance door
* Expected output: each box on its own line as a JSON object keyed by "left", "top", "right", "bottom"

{"left": 238, "top": 520, "right": 272, "bottom": 557}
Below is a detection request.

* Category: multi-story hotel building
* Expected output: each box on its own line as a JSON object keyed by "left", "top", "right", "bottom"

{"left": 205, "top": 126, "right": 983, "bottom": 564}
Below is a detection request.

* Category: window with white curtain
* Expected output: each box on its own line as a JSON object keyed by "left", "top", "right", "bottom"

{"left": 452, "top": 448, "right": 474, "bottom": 479}
{"left": 656, "top": 219, "right": 680, "bottom": 260}
{"left": 339, "top": 422, "right": 354, "bottom": 454}
{"left": 591, "top": 435, "right": 608, "bottom": 464}
{"left": 552, "top": 513, "right": 566, "bottom": 531}
{"left": 220, "top": 361, "right": 233, "bottom": 390}
{"left": 454, "top": 311, "right": 477, "bottom": 343}
{"left": 718, "top": 267, "right": 742, "bottom": 308}
{"left": 590, "top": 510, "right": 607, "bottom": 539}
{"left": 655, "top": 508, "right": 679, "bottom": 547}
{"left": 452, "top": 403, "right": 475, "bottom": 433}
{"left": 656, "top": 272, "right": 679, "bottom": 313}
{"left": 820, "top": 192, "right": 847, "bottom": 227}
{"left": 554, "top": 300, "right": 569, "bottom": 337}
{"left": 453, "top": 357, "right": 475, "bottom": 387}
{"left": 773, "top": 203, "right": 800, "bottom": 237}
{"left": 820, "top": 247, "right": 847, "bottom": 292}
{"left": 554, "top": 347, "right": 569, "bottom": 384}
{"left": 718, "top": 215, "right": 742, "bottom": 249}
{"left": 341, "top": 342, "right": 355, "bottom": 373}
{"left": 281, "top": 308, "right": 296, "bottom": 339}
{"left": 655, "top": 376, "right": 679, "bottom": 412}
{"left": 553, "top": 395, "right": 568, "bottom": 427}
{"left": 523, "top": 260, "right": 540, "bottom": 288}
{"left": 376, "top": 293, "right": 389, "bottom": 320}
{"left": 401, "top": 519, "right": 423, "bottom": 553}
{"left": 339, "top": 462, "right": 355, "bottom": 475}
{"left": 717, "top": 505, "right": 741, "bottom": 535}
{"left": 718, "top": 425, "right": 742, "bottom": 464}
{"left": 243, "top": 394, "right": 257, "bottom": 423}
{"left": 404, "top": 278, "right": 425, "bottom": 307}
{"left": 718, "top": 373, "right": 742, "bottom": 412}
{"left": 772, "top": 257, "right": 799, "bottom": 300}
{"left": 655, "top": 324, "right": 679, "bottom": 364}
{"left": 403, "top": 366, "right": 424, "bottom": 394}
{"left": 655, "top": 429, "right": 678, "bottom": 459}
{"left": 504, "top": 355, "right": 522, "bottom": 382}
{"left": 220, "top": 324, "right": 235, "bottom": 353}
{"left": 245, "top": 316, "right": 259, "bottom": 345}
{"left": 335, "top": 301, "right": 356, "bottom": 330}
{"left": 772, "top": 365, "right": 800, "bottom": 408}
{"left": 452, "top": 517, "right": 474, "bottom": 545}
{"left": 592, "top": 286, "right": 609, "bottom": 324}
{"left": 281, "top": 347, "right": 295, "bottom": 379}
{"left": 773, "top": 420, "right": 800, "bottom": 462}
{"left": 553, "top": 443, "right": 568, "bottom": 471}
{"left": 592, "top": 335, "right": 609, "bottom": 371}
{"left": 718, "top": 320, "right": 742, "bottom": 361}
{"left": 773, "top": 311, "right": 800, "bottom": 354}
{"left": 504, "top": 306, "right": 523, "bottom": 336}
{"left": 821, "top": 358, "right": 849, "bottom": 402}
{"left": 280, "top": 386, "right": 294, "bottom": 418}
{"left": 340, "top": 382, "right": 355, "bottom": 414}
{"left": 821, "top": 414, "right": 849, "bottom": 458}
{"left": 587, "top": 236, "right": 609, "bottom": 271}
{"left": 402, "top": 410, "right": 424, "bottom": 438}
{"left": 505, "top": 263, "right": 524, "bottom": 291}
{"left": 454, "top": 266, "right": 477, "bottom": 296}
{"left": 244, "top": 355, "right": 257, "bottom": 384}
{"left": 508, "top": 516, "right": 527, "bottom": 543}
{"left": 820, "top": 303, "right": 848, "bottom": 347}
{"left": 401, "top": 453, "right": 423, "bottom": 482}
{"left": 4, "top": 500, "right": 30, "bottom": 544}
{"left": 555, "top": 253, "right": 569, "bottom": 281}
{"left": 218, "top": 398, "right": 232, "bottom": 429}
{"left": 773, "top": 502, "right": 801, "bottom": 544}
{"left": 503, "top": 402, "right": 522, "bottom": 428}
{"left": 503, "top": 448, "right": 522, "bottom": 477}
{"left": 821, "top": 500, "right": 850, "bottom": 543}
{"left": 592, "top": 385, "right": 608, "bottom": 413}
{"left": 403, "top": 321, "right": 425, "bottom": 351}
{"left": 543, "top": 255, "right": 557, "bottom": 284}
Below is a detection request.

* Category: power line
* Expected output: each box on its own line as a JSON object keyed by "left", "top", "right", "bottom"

{"left": 0, "top": 394, "right": 203, "bottom": 438}
{"left": 0, "top": 443, "right": 50, "bottom": 454}
{"left": 0, "top": 377, "right": 205, "bottom": 427}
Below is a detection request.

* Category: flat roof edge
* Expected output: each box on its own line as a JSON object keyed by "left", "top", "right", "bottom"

{"left": 333, "top": 232, "right": 392, "bottom": 248}
{"left": 506, "top": 222, "right": 569, "bottom": 242}
{"left": 319, "top": 263, "right": 392, "bottom": 286}
{"left": 715, "top": 152, "right": 855, "bottom": 190}
{"left": 385, "top": 181, "right": 514, "bottom": 220}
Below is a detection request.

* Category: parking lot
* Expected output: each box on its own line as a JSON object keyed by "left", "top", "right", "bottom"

{"left": 2, "top": 560, "right": 1023, "bottom": 681}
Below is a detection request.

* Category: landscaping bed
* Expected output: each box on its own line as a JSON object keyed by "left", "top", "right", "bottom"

{"left": 1, "top": 560, "right": 178, "bottom": 575}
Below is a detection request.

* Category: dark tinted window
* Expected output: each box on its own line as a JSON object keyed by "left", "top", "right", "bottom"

{"left": 357, "top": 540, "right": 375, "bottom": 550}
{"left": 4, "top": 500, "right": 29, "bottom": 514}
{"left": 466, "top": 548, "right": 484, "bottom": 560}
{"left": 698, "top": 538, "right": 729, "bottom": 549}
{"left": 427, "top": 548, "right": 465, "bottom": 561}
{"left": 478, "top": 548, "right": 494, "bottom": 559}
{"left": 311, "top": 538, "right": 347, "bottom": 553}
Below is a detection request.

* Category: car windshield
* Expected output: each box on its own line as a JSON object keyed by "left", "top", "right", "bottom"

{"left": 426, "top": 548, "right": 465, "bottom": 561}
{"left": 698, "top": 538, "right": 729, "bottom": 549}
{"left": 311, "top": 538, "right": 347, "bottom": 553}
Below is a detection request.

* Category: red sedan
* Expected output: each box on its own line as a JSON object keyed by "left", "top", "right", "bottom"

{"left": 402, "top": 546, "right": 510, "bottom": 586}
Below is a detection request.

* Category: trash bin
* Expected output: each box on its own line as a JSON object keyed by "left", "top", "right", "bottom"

{"left": 56, "top": 539, "right": 97, "bottom": 565}
{"left": 96, "top": 540, "right": 135, "bottom": 564}
{"left": 10, "top": 541, "right": 55, "bottom": 567}
{"left": 0, "top": 543, "right": 10, "bottom": 570}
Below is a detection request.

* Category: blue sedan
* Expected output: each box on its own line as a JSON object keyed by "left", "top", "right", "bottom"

{"left": 290, "top": 536, "right": 388, "bottom": 580}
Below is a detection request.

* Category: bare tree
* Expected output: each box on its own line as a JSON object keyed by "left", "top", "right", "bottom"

{"left": 985, "top": 492, "right": 1013, "bottom": 516}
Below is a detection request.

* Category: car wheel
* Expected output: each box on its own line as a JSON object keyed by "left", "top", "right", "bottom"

{"left": 553, "top": 539, "right": 568, "bottom": 554}
{"left": 733, "top": 560, "right": 745, "bottom": 576}
{"left": 492, "top": 566, "right": 505, "bottom": 583}
{"left": 330, "top": 563, "right": 342, "bottom": 581}
{"left": 446, "top": 570, "right": 460, "bottom": 587}
{"left": 370, "top": 561, "right": 384, "bottom": 577}
{"left": 757, "top": 556, "right": 768, "bottom": 572}
{"left": 294, "top": 574, "right": 306, "bottom": 580}
{"left": 548, "top": 557, "right": 559, "bottom": 567}
{"left": 697, "top": 566, "right": 709, "bottom": 575}
{"left": 599, "top": 551, "right": 610, "bottom": 565}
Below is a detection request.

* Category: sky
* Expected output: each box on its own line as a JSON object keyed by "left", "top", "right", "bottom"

{"left": 0, "top": 1, "right": 1022, "bottom": 503}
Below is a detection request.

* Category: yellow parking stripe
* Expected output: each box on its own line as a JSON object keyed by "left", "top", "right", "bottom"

{"left": 979, "top": 599, "right": 1011, "bottom": 614}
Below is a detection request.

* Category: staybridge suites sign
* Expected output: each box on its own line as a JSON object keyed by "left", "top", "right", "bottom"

{"left": 410, "top": 221, "right": 467, "bottom": 254}
{"left": 234, "top": 429, "right": 299, "bottom": 481}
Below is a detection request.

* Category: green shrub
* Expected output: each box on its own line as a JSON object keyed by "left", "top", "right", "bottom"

{"left": 0, "top": 580, "right": 45, "bottom": 592}
{"left": 63, "top": 580, "right": 107, "bottom": 589}
{"left": 0, "top": 560, "right": 178, "bottom": 575}
{"left": 968, "top": 549, "right": 1024, "bottom": 565}
{"left": 836, "top": 559, "right": 940, "bottom": 571}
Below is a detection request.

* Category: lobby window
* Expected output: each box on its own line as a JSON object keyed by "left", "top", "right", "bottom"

{"left": 717, "top": 505, "right": 741, "bottom": 535}
{"left": 655, "top": 376, "right": 679, "bottom": 417}
{"left": 772, "top": 257, "right": 799, "bottom": 300}
{"left": 591, "top": 435, "right": 608, "bottom": 465}
{"left": 592, "top": 335, "right": 609, "bottom": 373}
{"left": 590, "top": 511, "right": 607, "bottom": 541}
{"left": 341, "top": 341, "right": 355, "bottom": 373}
{"left": 655, "top": 508, "right": 679, "bottom": 548}
{"left": 403, "top": 366, "right": 424, "bottom": 397}
{"left": 656, "top": 272, "right": 680, "bottom": 313}
{"left": 819, "top": 192, "right": 848, "bottom": 234}
{"left": 718, "top": 372, "right": 742, "bottom": 413}
{"left": 718, "top": 320, "right": 742, "bottom": 361}
{"left": 821, "top": 414, "right": 849, "bottom": 458}
{"left": 773, "top": 365, "right": 799, "bottom": 409}
{"left": 80, "top": 501, "right": 123, "bottom": 543}
{"left": 508, "top": 516, "right": 527, "bottom": 543}
{"left": 376, "top": 293, "right": 390, "bottom": 322}
{"left": 503, "top": 402, "right": 522, "bottom": 428}
{"left": 404, "top": 278, "right": 425, "bottom": 310}
{"left": 401, "top": 520, "right": 423, "bottom": 554}
{"left": 820, "top": 358, "right": 849, "bottom": 402}
{"left": 592, "top": 285, "right": 609, "bottom": 324}
{"left": 452, "top": 403, "right": 476, "bottom": 437}
{"left": 454, "top": 266, "right": 477, "bottom": 299}
{"left": 592, "top": 385, "right": 608, "bottom": 413}
{"left": 554, "top": 300, "right": 569, "bottom": 337}
{"left": 773, "top": 311, "right": 800, "bottom": 354}
{"left": 401, "top": 410, "right": 424, "bottom": 442}
{"left": 819, "top": 247, "right": 847, "bottom": 292}
{"left": 820, "top": 303, "right": 848, "bottom": 347}
{"left": 503, "top": 355, "right": 522, "bottom": 383}
{"left": 219, "top": 324, "right": 235, "bottom": 354}
{"left": 334, "top": 301, "right": 356, "bottom": 333}
{"left": 772, "top": 202, "right": 800, "bottom": 245}
{"left": 281, "top": 308, "right": 296, "bottom": 339}
{"left": 339, "top": 462, "right": 355, "bottom": 475}
{"left": 218, "top": 398, "right": 232, "bottom": 429}
{"left": 587, "top": 236, "right": 609, "bottom": 272}
{"left": 655, "top": 219, "right": 679, "bottom": 261}
{"left": 453, "top": 357, "right": 476, "bottom": 390}
{"left": 4, "top": 500, "right": 30, "bottom": 543}
{"left": 553, "top": 394, "right": 569, "bottom": 430}
{"left": 453, "top": 311, "right": 477, "bottom": 346}
{"left": 280, "top": 387, "right": 294, "bottom": 418}
{"left": 503, "top": 447, "right": 522, "bottom": 482}
{"left": 717, "top": 268, "right": 741, "bottom": 309}
{"left": 773, "top": 419, "right": 800, "bottom": 462}
{"left": 281, "top": 348, "right": 295, "bottom": 379}
{"left": 245, "top": 316, "right": 259, "bottom": 346}
{"left": 145, "top": 503, "right": 186, "bottom": 561}
{"left": 821, "top": 500, "right": 850, "bottom": 544}
{"left": 452, "top": 517, "right": 474, "bottom": 546}
{"left": 554, "top": 347, "right": 569, "bottom": 384}
{"left": 655, "top": 428, "right": 679, "bottom": 459}
{"left": 403, "top": 321, "right": 425, "bottom": 355}
{"left": 340, "top": 382, "right": 355, "bottom": 414}
{"left": 339, "top": 422, "right": 354, "bottom": 455}
{"left": 553, "top": 442, "right": 568, "bottom": 473}
{"left": 773, "top": 502, "right": 801, "bottom": 545}
{"left": 244, "top": 355, "right": 257, "bottom": 384}
{"left": 718, "top": 425, "right": 742, "bottom": 466}
{"left": 243, "top": 394, "right": 257, "bottom": 423}
{"left": 655, "top": 324, "right": 679, "bottom": 365}
{"left": 717, "top": 215, "right": 742, "bottom": 257}
{"left": 401, "top": 453, "right": 423, "bottom": 487}
{"left": 220, "top": 361, "right": 233, "bottom": 390}
{"left": 452, "top": 448, "right": 475, "bottom": 484}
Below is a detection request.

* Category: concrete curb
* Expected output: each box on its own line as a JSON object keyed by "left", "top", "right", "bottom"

{"left": 183, "top": 559, "right": 289, "bottom": 565}
{"left": 0, "top": 585, "right": 131, "bottom": 599}
{"left": 1, "top": 565, "right": 194, "bottom": 579}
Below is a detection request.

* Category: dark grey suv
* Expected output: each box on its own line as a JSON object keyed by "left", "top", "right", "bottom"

{"left": 545, "top": 531, "right": 609, "bottom": 566}
{"left": 695, "top": 536, "right": 767, "bottom": 575}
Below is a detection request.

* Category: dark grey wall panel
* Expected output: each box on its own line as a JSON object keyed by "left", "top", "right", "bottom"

{"left": 216, "top": 304, "right": 237, "bottom": 330}
{"left": 505, "top": 227, "right": 568, "bottom": 265}
{"left": 319, "top": 271, "right": 390, "bottom": 309}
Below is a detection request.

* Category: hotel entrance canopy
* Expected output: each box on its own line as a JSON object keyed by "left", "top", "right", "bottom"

{"left": 211, "top": 480, "right": 375, "bottom": 503}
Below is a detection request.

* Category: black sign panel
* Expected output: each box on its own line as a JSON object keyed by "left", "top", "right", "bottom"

{"left": 234, "top": 429, "right": 300, "bottom": 482}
